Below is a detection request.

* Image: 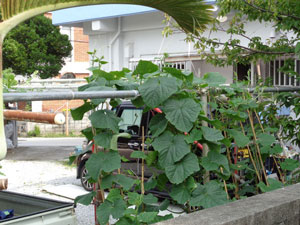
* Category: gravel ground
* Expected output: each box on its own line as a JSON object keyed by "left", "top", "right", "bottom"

{"left": 0, "top": 159, "right": 94, "bottom": 225}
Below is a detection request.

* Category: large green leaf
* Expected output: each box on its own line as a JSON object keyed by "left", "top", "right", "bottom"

{"left": 71, "top": 102, "right": 94, "bottom": 120}
{"left": 258, "top": 178, "right": 283, "bottom": 192}
{"left": 102, "top": 174, "right": 136, "bottom": 191}
{"left": 93, "top": 69, "right": 121, "bottom": 81}
{"left": 78, "top": 77, "right": 106, "bottom": 91}
{"left": 81, "top": 127, "right": 94, "bottom": 141}
{"left": 190, "top": 181, "right": 228, "bottom": 208}
{"left": 149, "top": 114, "right": 168, "bottom": 138}
{"left": 94, "top": 131, "right": 113, "bottom": 149}
{"left": 201, "top": 126, "right": 224, "bottom": 142}
{"left": 75, "top": 192, "right": 96, "bottom": 206}
{"left": 137, "top": 212, "right": 158, "bottom": 223}
{"left": 130, "top": 151, "right": 147, "bottom": 159}
{"left": 280, "top": 158, "right": 300, "bottom": 171}
{"left": 97, "top": 199, "right": 126, "bottom": 225}
{"left": 184, "top": 128, "right": 203, "bottom": 144}
{"left": 227, "top": 129, "right": 250, "bottom": 148}
{"left": 143, "top": 193, "right": 158, "bottom": 204}
{"left": 200, "top": 150, "right": 230, "bottom": 174}
{"left": 152, "top": 131, "right": 190, "bottom": 166}
{"left": 89, "top": 110, "right": 121, "bottom": 133}
{"left": 170, "top": 177, "right": 196, "bottom": 204}
{"left": 85, "top": 151, "right": 121, "bottom": 180}
{"left": 133, "top": 60, "right": 159, "bottom": 78}
{"left": 139, "top": 77, "right": 181, "bottom": 108}
{"left": 165, "top": 153, "right": 200, "bottom": 184}
{"left": 163, "top": 67, "right": 194, "bottom": 83}
{"left": 163, "top": 98, "right": 201, "bottom": 132}
{"left": 257, "top": 133, "right": 276, "bottom": 146}
{"left": 170, "top": 185, "right": 191, "bottom": 204}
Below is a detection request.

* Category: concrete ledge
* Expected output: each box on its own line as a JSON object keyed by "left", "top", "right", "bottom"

{"left": 157, "top": 183, "right": 300, "bottom": 225}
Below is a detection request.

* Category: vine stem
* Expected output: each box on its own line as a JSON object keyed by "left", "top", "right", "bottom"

{"left": 201, "top": 92, "right": 210, "bottom": 183}
{"left": 220, "top": 167, "right": 229, "bottom": 200}
{"left": 239, "top": 121, "right": 262, "bottom": 182}
{"left": 141, "top": 126, "right": 145, "bottom": 196}
{"left": 91, "top": 126, "right": 105, "bottom": 225}
{"left": 141, "top": 126, "right": 145, "bottom": 212}
{"left": 220, "top": 115, "right": 239, "bottom": 199}
{"left": 247, "top": 110, "right": 269, "bottom": 186}
{"left": 254, "top": 110, "right": 284, "bottom": 183}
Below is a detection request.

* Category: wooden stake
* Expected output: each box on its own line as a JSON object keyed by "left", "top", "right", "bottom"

{"left": 248, "top": 110, "right": 269, "bottom": 186}
{"left": 253, "top": 110, "right": 284, "bottom": 183}
{"left": 239, "top": 121, "right": 262, "bottom": 182}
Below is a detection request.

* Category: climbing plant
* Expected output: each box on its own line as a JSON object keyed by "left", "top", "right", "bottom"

{"left": 0, "top": 0, "right": 213, "bottom": 160}
{"left": 72, "top": 55, "right": 300, "bottom": 224}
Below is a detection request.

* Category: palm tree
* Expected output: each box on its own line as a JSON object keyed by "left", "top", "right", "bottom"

{"left": 0, "top": 0, "right": 213, "bottom": 159}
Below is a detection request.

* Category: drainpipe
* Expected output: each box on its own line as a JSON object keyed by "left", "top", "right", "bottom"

{"left": 109, "top": 17, "right": 122, "bottom": 71}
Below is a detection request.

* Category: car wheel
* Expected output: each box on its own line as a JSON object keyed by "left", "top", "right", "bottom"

{"left": 80, "top": 165, "right": 93, "bottom": 191}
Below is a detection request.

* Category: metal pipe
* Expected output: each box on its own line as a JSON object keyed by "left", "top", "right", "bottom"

{"left": 4, "top": 110, "right": 65, "bottom": 124}
{"left": 13, "top": 85, "right": 81, "bottom": 89}
{"left": 247, "top": 86, "right": 300, "bottom": 93}
{"left": 3, "top": 90, "right": 139, "bottom": 102}
{"left": 109, "top": 17, "right": 122, "bottom": 71}
{"left": 29, "top": 79, "right": 86, "bottom": 83}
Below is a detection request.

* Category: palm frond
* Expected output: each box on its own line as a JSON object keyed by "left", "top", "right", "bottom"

{"left": 0, "top": 0, "right": 213, "bottom": 37}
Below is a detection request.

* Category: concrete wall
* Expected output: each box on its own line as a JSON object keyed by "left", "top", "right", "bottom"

{"left": 157, "top": 183, "right": 300, "bottom": 225}
{"left": 18, "top": 113, "right": 91, "bottom": 137}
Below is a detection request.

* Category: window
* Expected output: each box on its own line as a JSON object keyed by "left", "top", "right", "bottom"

{"left": 267, "top": 59, "right": 300, "bottom": 86}
{"left": 118, "top": 109, "right": 143, "bottom": 135}
{"left": 128, "top": 59, "right": 189, "bottom": 72}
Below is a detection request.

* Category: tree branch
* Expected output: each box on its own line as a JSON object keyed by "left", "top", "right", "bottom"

{"left": 242, "top": 0, "right": 300, "bottom": 20}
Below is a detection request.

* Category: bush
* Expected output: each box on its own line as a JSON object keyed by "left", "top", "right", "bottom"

{"left": 27, "top": 125, "right": 41, "bottom": 137}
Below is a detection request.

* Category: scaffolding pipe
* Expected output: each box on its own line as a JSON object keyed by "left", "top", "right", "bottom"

{"left": 4, "top": 110, "right": 65, "bottom": 124}
{"left": 3, "top": 87, "right": 299, "bottom": 103}
{"left": 247, "top": 86, "right": 300, "bottom": 93}
{"left": 29, "top": 79, "right": 86, "bottom": 83}
{"left": 3, "top": 90, "right": 139, "bottom": 102}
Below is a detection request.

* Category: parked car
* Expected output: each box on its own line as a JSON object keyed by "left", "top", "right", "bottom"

{"left": 75, "top": 101, "right": 156, "bottom": 191}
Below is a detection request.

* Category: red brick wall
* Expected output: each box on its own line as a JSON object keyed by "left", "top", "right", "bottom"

{"left": 42, "top": 100, "right": 84, "bottom": 112}
{"left": 75, "top": 73, "right": 90, "bottom": 79}
{"left": 74, "top": 27, "right": 89, "bottom": 62}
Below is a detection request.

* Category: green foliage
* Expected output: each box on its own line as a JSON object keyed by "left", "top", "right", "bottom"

{"left": 258, "top": 178, "right": 283, "bottom": 193}
{"left": 3, "top": 68, "right": 17, "bottom": 92}
{"left": 163, "top": 98, "right": 201, "bottom": 132}
{"left": 70, "top": 57, "right": 300, "bottom": 224}
{"left": 85, "top": 151, "right": 121, "bottom": 180}
{"left": 139, "top": 77, "right": 181, "bottom": 108}
{"left": 190, "top": 181, "right": 229, "bottom": 208}
{"left": 190, "top": 0, "right": 300, "bottom": 85}
{"left": 3, "top": 15, "right": 72, "bottom": 79}
{"left": 152, "top": 131, "right": 190, "bottom": 166}
{"left": 27, "top": 125, "right": 41, "bottom": 137}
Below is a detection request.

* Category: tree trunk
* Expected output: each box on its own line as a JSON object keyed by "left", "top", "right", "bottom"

{"left": 0, "top": 39, "right": 8, "bottom": 160}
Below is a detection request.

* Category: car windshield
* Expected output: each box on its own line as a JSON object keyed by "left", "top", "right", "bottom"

{"left": 119, "top": 109, "right": 143, "bottom": 135}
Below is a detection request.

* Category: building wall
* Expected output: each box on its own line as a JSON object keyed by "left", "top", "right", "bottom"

{"left": 74, "top": 27, "right": 90, "bottom": 62}
{"left": 42, "top": 100, "right": 84, "bottom": 113}
{"left": 82, "top": 11, "right": 278, "bottom": 82}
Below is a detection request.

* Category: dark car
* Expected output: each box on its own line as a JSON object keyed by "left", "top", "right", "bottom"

{"left": 75, "top": 101, "right": 156, "bottom": 191}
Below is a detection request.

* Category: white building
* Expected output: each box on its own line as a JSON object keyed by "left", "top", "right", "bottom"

{"left": 52, "top": 3, "right": 300, "bottom": 87}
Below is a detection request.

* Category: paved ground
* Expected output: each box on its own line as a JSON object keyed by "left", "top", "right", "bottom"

{"left": 1, "top": 137, "right": 94, "bottom": 225}
{"left": 6, "top": 137, "right": 85, "bottom": 161}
